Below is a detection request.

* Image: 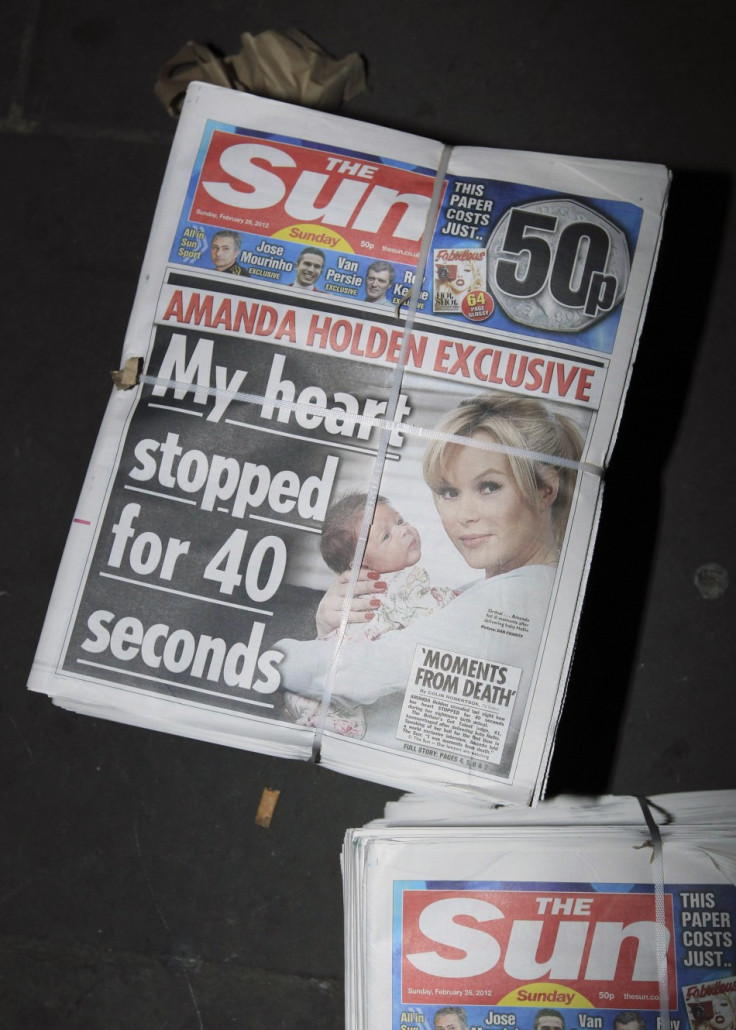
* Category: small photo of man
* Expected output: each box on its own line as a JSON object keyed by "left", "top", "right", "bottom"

{"left": 289, "top": 246, "right": 325, "bottom": 291}
{"left": 364, "top": 259, "right": 395, "bottom": 305}
{"left": 210, "top": 230, "right": 245, "bottom": 274}
{"left": 534, "top": 1009, "right": 566, "bottom": 1030}
{"left": 434, "top": 1007, "right": 468, "bottom": 1030}
{"left": 613, "top": 1012, "right": 646, "bottom": 1030}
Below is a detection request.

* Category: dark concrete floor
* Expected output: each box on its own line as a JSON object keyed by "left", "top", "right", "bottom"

{"left": 3, "top": 1, "right": 735, "bottom": 1026}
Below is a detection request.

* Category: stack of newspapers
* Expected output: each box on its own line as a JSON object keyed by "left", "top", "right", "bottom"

{"left": 342, "top": 791, "right": 736, "bottom": 1030}
{"left": 29, "top": 83, "right": 669, "bottom": 804}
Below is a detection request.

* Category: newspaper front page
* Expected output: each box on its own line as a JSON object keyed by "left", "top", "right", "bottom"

{"left": 342, "top": 792, "right": 736, "bottom": 1030}
{"left": 28, "top": 84, "right": 669, "bottom": 802}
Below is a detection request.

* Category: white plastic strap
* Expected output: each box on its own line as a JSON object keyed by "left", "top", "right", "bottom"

{"left": 138, "top": 374, "right": 602, "bottom": 478}
{"left": 310, "top": 143, "right": 454, "bottom": 756}
{"left": 638, "top": 796, "right": 671, "bottom": 1030}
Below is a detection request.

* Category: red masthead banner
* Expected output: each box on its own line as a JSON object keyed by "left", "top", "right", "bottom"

{"left": 190, "top": 130, "right": 438, "bottom": 261}
{"left": 401, "top": 889, "right": 677, "bottom": 1009}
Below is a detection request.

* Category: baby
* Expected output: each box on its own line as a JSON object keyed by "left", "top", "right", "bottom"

{"left": 282, "top": 492, "right": 457, "bottom": 737}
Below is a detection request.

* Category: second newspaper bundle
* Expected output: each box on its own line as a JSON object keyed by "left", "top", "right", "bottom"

{"left": 343, "top": 791, "right": 736, "bottom": 1030}
{"left": 29, "top": 84, "right": 669, "bottom": 804}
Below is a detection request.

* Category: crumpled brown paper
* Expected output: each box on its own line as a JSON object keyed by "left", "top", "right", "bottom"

{"left": 155, "top": 29, "right": 366, "bottom": 117}
{"left": 111, "top": 356, "right": 142, "bottom": 390}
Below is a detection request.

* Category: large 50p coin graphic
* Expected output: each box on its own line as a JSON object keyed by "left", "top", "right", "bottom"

{"left": 487, "top": 199, "right": 630, "bottom": 332}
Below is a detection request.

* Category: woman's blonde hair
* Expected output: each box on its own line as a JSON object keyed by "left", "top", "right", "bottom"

{"left": 422, "top": 394, "right": 583, "bottom": 546}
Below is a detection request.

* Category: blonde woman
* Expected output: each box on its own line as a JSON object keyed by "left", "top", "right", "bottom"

{"left": 277, "top": 394, "right": 583, "bottom": 753}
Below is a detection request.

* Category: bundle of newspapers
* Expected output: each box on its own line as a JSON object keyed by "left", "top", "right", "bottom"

{"left": 29, "top": 83, "right": 670, "bottom": 804}
{"left": 342, "top": 791, "right": 736, "bottom": 1030}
